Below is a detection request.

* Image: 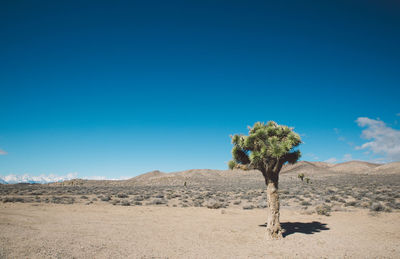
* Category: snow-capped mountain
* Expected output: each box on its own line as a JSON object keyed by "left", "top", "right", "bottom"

{"left": 0, "top": 173, "right": 78, "bottom": 184}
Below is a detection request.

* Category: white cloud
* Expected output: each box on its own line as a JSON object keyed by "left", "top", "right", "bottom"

{"left": 342, "top": 154, "right": 353, "bottom": 162}
{"left": 0, "top": 172, "right": 78, "bottom": 184}
{"left": 0, "top": 149, "right": 7, "bottom": 155}
{"left": 324, "top": 154, "right": 354, "bottom": 164}
{"left": 356, "top": 117, "right": 400, "bottom": 161}
{"left": 84, "top": 175, "right": 107, "bottom": 180}
{"left": 368, "top": 157, "right": 387, "bottom": 164}
{"left": 333, "top": 128, "right": 354, "bottom": 147}
{"left": 305, "top": 153, "right": 319, "bottom": 160}
{"left": 324, "top": 157, "right": 337, "bottom": 163}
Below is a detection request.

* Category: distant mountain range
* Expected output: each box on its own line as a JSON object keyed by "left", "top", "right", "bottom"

{"left": 0, "top": 176, "right": 51, "bottom": 185}
{"left": 47, "top": 160, "right": 400, "bottom": 187}
{"left": 2, "top": 161, "right": 400, "bottom": 185}
{"left": 0, "top": 173, "right": 78, "bottom": 185}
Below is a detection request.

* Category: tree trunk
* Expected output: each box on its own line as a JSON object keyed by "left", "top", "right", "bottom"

{"left": 266, "top": 177, "right": 283, "bottom": 239}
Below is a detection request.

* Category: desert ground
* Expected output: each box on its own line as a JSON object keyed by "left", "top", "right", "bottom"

{"left": 1, "top": 161, "right": 400, "bottom": 258}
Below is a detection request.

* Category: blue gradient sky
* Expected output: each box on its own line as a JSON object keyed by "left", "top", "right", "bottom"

{"left": 1, "top": 0, "right": 400, "bottom": 179}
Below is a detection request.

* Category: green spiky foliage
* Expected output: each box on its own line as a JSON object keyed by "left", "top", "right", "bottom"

{"left": 229, "top": 121, "right": 301, "bottom": 179}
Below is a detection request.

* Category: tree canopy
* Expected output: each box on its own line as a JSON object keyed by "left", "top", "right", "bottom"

{"left": 229, "top": 121, "right": 302, "bottom": 172}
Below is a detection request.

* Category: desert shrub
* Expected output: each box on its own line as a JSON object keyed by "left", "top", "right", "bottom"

{"left": 360, "top": 201, "right": 370, "bottom": 208}
{"left": 195, "top": 195, "right": 204, "bottom": 200}
{"left": 352, "top": 195, "right": 363, "bottom": 202}
{"left": 370, "top": 202, "right": 385, "bottom": 212}
{"left": 51, "top": 196, "right": 75, "bottom": 204}
{"left": 243, "top": 204, "right": 255, "bottom": 210}
{"left": 24, "top": 197, "right": 34, "bottom": 203}
{"left": 345, "top": 201, "right": 358, "bottom": 207}
{"left": 63, "top": 196, "right": 75, "bottom": 204}
{"left": 315, "top": 204, "right": 331, "bottom": 216}
{"left": 117, "top": 193, "right": 128, "bottom": 198}
{"left": 233, "top": 200, "right": 241, "bottom": 205}
{"left": 386, "top": 202, "right": 400, "bottom": 210}
{"left": 241, "top": 195, "right": 251, "bottom": 200}
{"left": 111, "top": 199, "right": 120, "bottom": 205}
{"left": 326, "top": 189, "right": 335, "bottom": 195}
{"left": 80, "top": 195, "right": 89, "bottom": 199}
{"left": 301, "top": 201, "right": 311, "bottom": 206}
{"left": 100, "top": 196, "right": 111, "bottom": 201}
{"left": 330, "top": 196, "right": 338, "bottom": 201}
{"left": 133, "top": 196, "right": 144, "bottom": 201}
{"left": 31, "top": 191, "right": 44, "bottom": 195}
{"left": 206, "top": 199, "right": 222, "bottom": 209}
{"left": 3, "top": 197, "right": 25, "bottom": 203}
{"left": 257, "top": 200, "right": 267, "bottom": 208}
{"left": 193, "top": 201, "right": 202, "bottom": 207}
{"left": 121, "top": 200, "right": 130, "bottom": 206}
{"left": 374, "top": 195, "right": 387, "bottom": 201}
{"left": 152, "top": 198, "right": 166, "bottom": 205}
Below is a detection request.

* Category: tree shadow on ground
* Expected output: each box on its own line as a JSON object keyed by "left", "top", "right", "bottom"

{"left": 259, "top": 221, "right": 329, "bottom": 237}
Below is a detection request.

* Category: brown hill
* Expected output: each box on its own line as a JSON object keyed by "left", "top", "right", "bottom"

{"left": 124, "top": 161, "right": 399, "bottom": 186}
{"left": 125, "top": 170, "right": 165, "bottom": 182}
{"left": 281, "top": 161, "right": 332, "bottom": 175}
{"left": 48, "top": 161, "right": 400, "bottom": 187}
{"left": 371, "top": 162, "right": 400, "bottom": 174}
{"left": 329, "top": 161, "right": 380, "bottom": 173}
{"left": 124, "top": 169, "right": 263, "bottom": 187}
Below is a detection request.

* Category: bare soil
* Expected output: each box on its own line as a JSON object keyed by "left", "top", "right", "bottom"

{"left": 1, "top": 203, "right": 399, "bottom": 258}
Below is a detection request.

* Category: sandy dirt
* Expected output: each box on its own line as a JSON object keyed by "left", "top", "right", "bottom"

{"left": 1, "top": 203, "right": 399, "bottom": 258}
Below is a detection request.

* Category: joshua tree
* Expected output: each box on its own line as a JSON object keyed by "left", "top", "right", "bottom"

{"left": 229, "top": 121, "right": 301, "bottom": 239}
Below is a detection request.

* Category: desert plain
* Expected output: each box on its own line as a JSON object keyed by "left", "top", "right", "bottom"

{"left": 1, "top": 161, "right": 400, "bottom": 258}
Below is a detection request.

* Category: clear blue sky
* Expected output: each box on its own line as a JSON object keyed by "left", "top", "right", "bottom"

{"left": 1, "top": 0, "right": 399, "bottom": 180}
